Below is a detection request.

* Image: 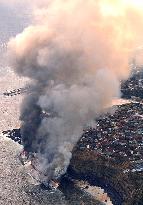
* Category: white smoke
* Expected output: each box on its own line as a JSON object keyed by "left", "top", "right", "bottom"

{"left": 7, "top": 0, "right": 143, "bottom": 181}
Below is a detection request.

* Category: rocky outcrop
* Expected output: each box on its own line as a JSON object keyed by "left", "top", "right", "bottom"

{"left": 69, "top": 149, "right": 143, "bottom": 205}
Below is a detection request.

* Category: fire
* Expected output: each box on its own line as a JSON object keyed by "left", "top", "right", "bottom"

{"left": 19, "top": 150, "right": 60, "bottom": 189}
{"left": 9, "top": 0, "right": 143, "bottom": 183}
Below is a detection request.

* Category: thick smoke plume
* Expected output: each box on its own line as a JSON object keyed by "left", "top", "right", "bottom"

{"left": 8, "top": 0, "right": 143, "bottom": 181}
